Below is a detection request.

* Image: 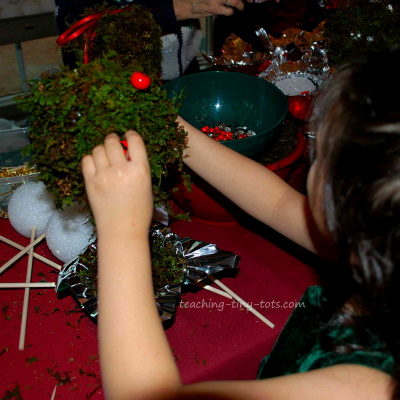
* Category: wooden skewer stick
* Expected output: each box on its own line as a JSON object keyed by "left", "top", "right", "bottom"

{"left": 0, "top": 282, "right": 56, "bottom": 289}
{"left": 209, "top": 276, "right": 275, "bottom": 329}
{"left": 192, "top": 281, "right": 233, "bottom": 299}
{"left": 0, "top": 235, "right": 61, "bottom": 271}
{"left": 0, "top": 233, "right": 46, "bottom": 275}
{"left": 19, "top": 227, "right": 36, "bottom": 350}
{"left": 51, "top": 384, "right": 57, "bottom": 400}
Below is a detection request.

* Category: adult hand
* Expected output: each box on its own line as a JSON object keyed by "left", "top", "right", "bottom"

{"left": 174, "top": 0, "right": 244, "bottom": 20}
{"left": 82, "top": 131, "right": 153, "bottom": 236}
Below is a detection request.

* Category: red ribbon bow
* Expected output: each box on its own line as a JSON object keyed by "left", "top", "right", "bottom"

{"left": 56, "top": 6, "right": 131, "bottom": 64}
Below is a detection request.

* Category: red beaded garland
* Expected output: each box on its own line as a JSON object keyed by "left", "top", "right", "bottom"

{"left": 130, "top": 72, "right": 151, "bottom": 90}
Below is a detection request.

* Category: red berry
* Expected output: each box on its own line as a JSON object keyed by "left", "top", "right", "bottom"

{"left": 130, "top": 72, "right": 151, "bottom": 90}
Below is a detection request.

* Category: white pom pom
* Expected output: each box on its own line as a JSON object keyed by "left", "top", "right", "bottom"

{"left": 0, "top": 4, "right": 23, "bottom": 18}
{"left": 21, "top": 0, "right": 41, "bottom": 15}
{"left": 38, "top": 0, "right": 54, "bottom": 13}
{"left": 8, "top": 181, "right": 56, "bottom": 238}
{"left": 45, "top": 204, "right": 95, "bottom": 263}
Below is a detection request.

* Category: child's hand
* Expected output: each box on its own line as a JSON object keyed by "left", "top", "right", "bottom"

{"left": 82, "top": 131, "right": 153, "bottom": 236}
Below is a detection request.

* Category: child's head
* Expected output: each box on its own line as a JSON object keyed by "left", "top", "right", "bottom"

{"left": 310, "top": 48, "right": 400, "bottom": 391}
{"left": 310, "top": 45, "right": 400, "bottom": 290}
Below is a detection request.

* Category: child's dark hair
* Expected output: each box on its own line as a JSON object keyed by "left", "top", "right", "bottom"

{"left": 312, "top": 46, "right": 400, "bottom": 398}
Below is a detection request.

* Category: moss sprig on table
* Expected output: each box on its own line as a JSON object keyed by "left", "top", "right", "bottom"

{"left": 323, "top": 0, "right": 400, "bottom": 67}
{"left": 18, "top": 54, "right": 188, "bottom": 214}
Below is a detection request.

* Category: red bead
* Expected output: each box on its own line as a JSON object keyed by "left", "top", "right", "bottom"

{"left": 120, "top": 139, "right": 128, "bottom": 155}
{"left": 130, "top": 72, "right": 151, "bottom": 90}
{"left": 201, "top": 126, "right": 209, "bottom": 133}
{"left": 239, "top": 134, "right": 247, "bottom": 139}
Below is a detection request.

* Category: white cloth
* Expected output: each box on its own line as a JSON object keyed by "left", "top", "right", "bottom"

{"left": 161, "top": 26, "right": 203, "bottom": 81}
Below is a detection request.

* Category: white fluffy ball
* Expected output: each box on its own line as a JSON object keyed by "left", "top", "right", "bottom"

{"left": 8, "top": 181, "right": 56, "bottom": 238}
{"left": 45, "top": 204, "right": 95, "bottom": 263}
{"left": 0, "top": 4, "right": 23, "bottom": 18}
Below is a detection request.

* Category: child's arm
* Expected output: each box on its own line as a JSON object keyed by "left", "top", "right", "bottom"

{"left": 82, "top": 132, "right": 386, "bottom": 400}
{"left": 179, "top": 117, "right": 333, "bottom": 256}
{"left": 82, "top": 132, "right": 181, "bottom": 400}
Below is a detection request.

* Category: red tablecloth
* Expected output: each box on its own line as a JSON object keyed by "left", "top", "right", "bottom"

{"left": 0, "top": 215, "right": 320, "bottom": 399}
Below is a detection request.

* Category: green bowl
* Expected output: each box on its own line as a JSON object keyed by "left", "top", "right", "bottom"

{"left": 163, "top": 71, "right": 288, "bottom": 158}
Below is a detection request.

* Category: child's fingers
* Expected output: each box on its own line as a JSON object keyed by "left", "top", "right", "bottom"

{"left": 81, "top": 154, "right": 96, "bottom": 178}
{"left": 125, "top": 131, "right": 149, "bottom": 166}
{"left": 91, "top": 144, "right": 109, "bottom": 171}
{"left": 104, "top": 133, "right": 126, "bottom": 165}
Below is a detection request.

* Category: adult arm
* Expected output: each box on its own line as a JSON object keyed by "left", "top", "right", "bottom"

{"left": 55, "top": 0, "right": 246, "bottom": 35}
{"left": 55, "top": 0, "right": 179, "bottom": 34}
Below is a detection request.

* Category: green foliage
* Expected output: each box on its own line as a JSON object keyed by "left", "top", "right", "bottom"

{"left": 323, "top": 0, "right": 400, "bottom": 67}
{"left": 77, "top": 246, "right": 98, "bottom": 297}
{"left": 1, "top": 383, "right": 23, "bottom": 400}
{"left": 16, "top": 3, "right": 191, "bottom": 309}
{"left": 63, "top": 5, "right": 162, "bottom": 77}
{"left": 18, "top": 54, "right": 188, "bottom": 214}
{"left": 75, "top": 228, "right": 188, "bottom": 294}
{"left": 151, "top": 228, "right": 187, "bottom": 288}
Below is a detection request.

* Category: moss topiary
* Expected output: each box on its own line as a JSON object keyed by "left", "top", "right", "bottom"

{"left": 18, "top": 5, "right": 190, "bottom": 217}
{"left": 323, "top": 0, "right": 400, "bottom": 67}
{"left": 61, "top": 4, "right": 163, "bottom": 77}
{"left": 19, "top": 55, "right": 188, "bottom": 215}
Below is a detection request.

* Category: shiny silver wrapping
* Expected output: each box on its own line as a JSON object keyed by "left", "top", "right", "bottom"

{"left": 56, "top": 224, "right": 240, "bottom": 322}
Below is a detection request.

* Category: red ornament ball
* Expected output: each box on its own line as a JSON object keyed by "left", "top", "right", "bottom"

{"left": 130, "top": 72, "right": 151, "bottom": 90}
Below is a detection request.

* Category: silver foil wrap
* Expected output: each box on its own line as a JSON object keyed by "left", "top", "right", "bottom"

{"left": 56, "top": 224, "right": 240, "bottom": 322}
{"left": 259, "top": 44, "right": 330, "bottom": 89}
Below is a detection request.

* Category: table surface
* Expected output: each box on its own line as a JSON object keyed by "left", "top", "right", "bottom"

{"left": 0, "top": 214, "right": 320, "bottom": 399}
